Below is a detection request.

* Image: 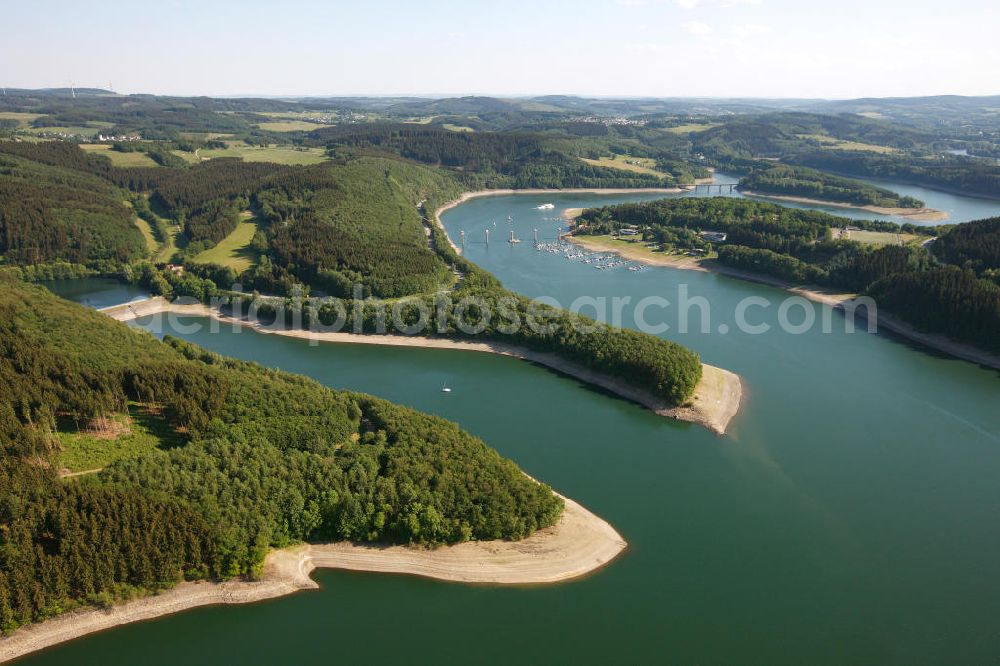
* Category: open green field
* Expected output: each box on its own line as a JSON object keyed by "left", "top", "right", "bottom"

{"left": 192, "top": 213, "right": 260, "bottom": 271}
{"left": 138, "top": 195, "right": 184, "bottom": 263}
{"left": 156, "top": 224, "right": 183, "bottom": 263}
{"left": 797, "top": 133, "right": 898, "bottom": 154}
{"left": 170, "top": 149, "right": 201, "bottom": 164}
{"left": 198, "top": 144, "right": 329, "bottom": 165}
{"left": 257, "top": 120, "right": 333, "bottom": 132}
{"left": 23, "top": 125, "right": 101, "bottom": 138}
{"left": 845, "top": 229, "right": 921, "bottom": 246}
{"left": 575, "top": 234, "right": 662, "bottom": 257}
{"left": 55, "top": 404, "right": 184, "bottom": 474}
{"left": 79, "top": 143, "right": 161, "bottom": 166}
{"left": 0, "top": 111, "right": 47, "bottom": 127}
{"left": 260, "top": 111, "right": 336, "bottom": 119}
{"left": 133, "top": 216, "right": 159, "bottom": 254}
{"left": 581, "top": 154, "right": 662, "bottom": 176}
{"left": 178, "top": 131, "right": 234, "bottom": 141}
{"left": 661, "top": 123, "right": 718, "bottom": 134}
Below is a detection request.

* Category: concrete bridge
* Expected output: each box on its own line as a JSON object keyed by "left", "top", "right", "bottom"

{"left": 690, "top": 183, "right": 738, "bottom": 194}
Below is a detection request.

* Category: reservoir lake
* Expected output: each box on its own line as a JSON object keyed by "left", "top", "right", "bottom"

{"left": 33, "top": 181, "right": 1000, "bottom": 665}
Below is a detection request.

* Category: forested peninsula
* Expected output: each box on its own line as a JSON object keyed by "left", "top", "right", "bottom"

{"left": 0, "top": 280, "right": 607, "bottom": 644}
{"left": 736, "top": 164, "right": 945, "bottom": 219}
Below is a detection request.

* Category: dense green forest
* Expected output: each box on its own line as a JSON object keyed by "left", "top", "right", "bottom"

{"left": 0, "top": 149, "right": 147, "bottom": 265}
{"left": 258, "top": 158, "right": 462, "bottom": 298}
{"left": 576, "top": 198, "right": 999, "bottom": 352}
{"left": 738, "top": 164, "right": 923, "bottom": 208}
{"left": 868, "top": 267, "right": 1000, "bottom": 352}
{"left": 931, "top": 216, "right": 1000, "bottom": 276}
{"left": 0, "top": 280, "right": 563, "bottom": 633}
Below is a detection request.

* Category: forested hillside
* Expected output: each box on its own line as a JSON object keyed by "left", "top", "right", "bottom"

{"left": 258, "top": 157, "right": 461, "bottom": 297}
{"left": 931, "top": 216, "right": 1000, "bottom": 275}
{"left": 0, "top": 150, "right": 147, "bottom": 265}
{"left": 0, "top": 142, "right": 458, "bottom": 298}
{"left": 308, "top": 124, "right": 677, "bottom": 188}
{"left": 0, "top": 280, "right": 563, "bottom": 633}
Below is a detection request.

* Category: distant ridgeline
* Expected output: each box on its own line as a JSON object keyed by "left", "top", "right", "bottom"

{"left": 0, "top": 140, "right": 704, "bottom": 407}
{"left": 304, "top": 123, "right": 707, "bottom": 188}
{"left": 577, "top": 198, "right": 1000, "bottom": 353}
{"left": 737, "top": 164, "right": 924, "bottom": 208}
{"left": 691, "top": 112, "right": 938, "bottom": 160}
{"left": 0, "top": 280, "right": 564, "bottom": 634}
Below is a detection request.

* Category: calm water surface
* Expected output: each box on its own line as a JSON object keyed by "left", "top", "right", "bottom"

{"left": 32, "top": 185, "right": 1000, "bottom": 665}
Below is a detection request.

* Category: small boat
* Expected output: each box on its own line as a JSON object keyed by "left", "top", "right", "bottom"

{"left": 534, "top": 203, "right": 555, "bottom": 210}
{"left": 441, "top": 384, "right": 452, "bottom": 393}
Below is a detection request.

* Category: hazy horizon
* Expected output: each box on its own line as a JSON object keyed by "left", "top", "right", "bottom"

{"left": 4, "top": 0, "right": 999, "bottom": 99}
{"left": 8, "top": 88, "right": 1000, "bottom": 102}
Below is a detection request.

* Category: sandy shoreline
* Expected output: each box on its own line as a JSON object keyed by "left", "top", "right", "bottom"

{"left": 566, "top": 235, "right": 1000, "bottom": 371}
{"left": 740, "top": 190, "right": 949, "bottom": 221}
{"left": 0, "top": 495, "right": 626, "bottom": 663}
{"left": 103, "top": 298, "right": 742, "bottom": 435}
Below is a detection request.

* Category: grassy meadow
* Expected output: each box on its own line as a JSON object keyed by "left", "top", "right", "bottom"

{"left": 581, "top": 154, "right": 663, "bottom": 176}
{"left": 191, "top": 213, "right": 260, "bottom": 271}
{"left": 55, "top": 404, "right": 184, "bottom": 474}
{"left": 198, "top": 144, "right": 329, "bottom": 165}
{"left": 79, "top": 143, "right": 161, "bottom": 167}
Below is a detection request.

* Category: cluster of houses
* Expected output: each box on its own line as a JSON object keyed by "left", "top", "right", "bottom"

{"left": 96, "top": 133, "right": 142, "bottom": 142}
{"left": 579, "top": 116, "right": 647, "bottom": 127}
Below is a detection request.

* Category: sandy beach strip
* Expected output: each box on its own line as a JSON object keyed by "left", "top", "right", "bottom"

{"left": 566, "top": 235, "right": 1000, "bottom": 371}
{"left": 739, "top": 190, "right": 949, "bottom": 221}
{"left": 104, "top": 298, "right": 743, "bottom": 435}
{"left": 0, "top": 495, "right": 626, "bottom": 663}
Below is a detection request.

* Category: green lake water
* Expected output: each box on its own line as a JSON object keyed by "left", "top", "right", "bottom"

{"left": 29, "top": 187, "right": 1000, "bottom": 665}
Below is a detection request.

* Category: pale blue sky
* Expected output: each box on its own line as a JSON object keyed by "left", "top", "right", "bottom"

{"left": 4, "top": 0, "right": 998, "bottom": 98}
